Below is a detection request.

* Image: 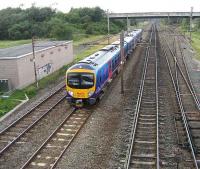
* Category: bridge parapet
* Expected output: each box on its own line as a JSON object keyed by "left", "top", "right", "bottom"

{"left": 109, "top": 12, "right": 200, "bottom": 18}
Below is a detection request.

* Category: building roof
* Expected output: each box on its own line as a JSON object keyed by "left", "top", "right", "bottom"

{"left": 0, "top": 41, "right": 71, "bottom": 59}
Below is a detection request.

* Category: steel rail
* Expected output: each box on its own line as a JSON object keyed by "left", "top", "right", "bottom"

{"left": 20, "top": 108, "right": 77, "bottom": 169}
{"left": 124, "top": 24, "right": 159, "bottom": 169}
{"left": 50, "top": 110, "right": 91, "bottom": 169}
{"left": 0, "top": 84, "right": 65, "bottom": 135}
{"left": 160, "top": 37, "right": 199, "bottom": 169}
{"left": 155, "top": 25, "right": 160, "bottom": 169}
{"left": 163, "top": 38, "right": 200, "bottom": 110}
{"left": 164, "top": 27, "right": 200, "bottom": 110}
{"left": 176, "top": 37, "right": 200, "bottom": 110}
{"left": 20, "top": 108, "right": 91, "bottom": 169}
{"left": 124, "top": 29, "right": 151, "bottom": 169}
{"left": 0, "top": 95, "right": 66, "bottom": 155}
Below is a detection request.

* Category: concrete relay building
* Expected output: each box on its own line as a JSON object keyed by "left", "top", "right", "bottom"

{"left": 0, "top": 41, "right": 73, "bottom": 91}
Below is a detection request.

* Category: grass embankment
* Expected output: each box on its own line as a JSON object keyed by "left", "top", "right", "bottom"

{"left": 73, "top": 35, "right": 104, "bottom": 46}
{"left": 0, "top": 35, "right": 116, "bottom": 117}
{"left": 0, "top": 40, "right": 31, "bottom": 48}
{"left": 179, "top": 27, "right": 200, "bottom": 61}
{"left": 0, "top": 35, "right": 105, "bottom": 49}
{"left": 191, "top": 32, "right": 200, "bottom": 60}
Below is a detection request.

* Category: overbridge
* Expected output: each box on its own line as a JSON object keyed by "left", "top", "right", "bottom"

{"left": 109, "top": 12, "right": 200, "bottom": 19}
{"left": 105, "top": 10, "right": 199, "bottom": 43}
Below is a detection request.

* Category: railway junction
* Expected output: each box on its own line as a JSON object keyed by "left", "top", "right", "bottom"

{"left": 0, "top": 18, "right": 200, "bottom": 169}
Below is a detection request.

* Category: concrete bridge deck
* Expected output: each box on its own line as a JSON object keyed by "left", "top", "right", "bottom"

{"left": 109, "top": 12, "right": 200, "bottom": 19}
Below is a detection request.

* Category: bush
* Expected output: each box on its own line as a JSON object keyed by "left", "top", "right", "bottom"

{"left": 0, "top": 6, "right": 126, "bottom": 40}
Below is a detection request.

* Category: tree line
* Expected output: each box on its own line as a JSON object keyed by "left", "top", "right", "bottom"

{"left": 0, "top": 6, "right": 127, "bottom": 40}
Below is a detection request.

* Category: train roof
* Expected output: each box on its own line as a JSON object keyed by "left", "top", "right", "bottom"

{"left": 78, "top": 44, "right": 120, "bottom": 68}
{"left": 69, "top": 29, "right": 142, "bottom": 71}
{"left": 68, "top": 63, "right": 95, "bottom": 70}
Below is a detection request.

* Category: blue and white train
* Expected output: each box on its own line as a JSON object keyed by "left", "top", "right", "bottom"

{"left": 66, "top": 29, "right": 142, "bottom": 106}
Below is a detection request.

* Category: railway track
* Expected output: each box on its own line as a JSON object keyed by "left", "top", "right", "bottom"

{"left": 20, "top": 108, "right": 91, "bottom": 169}
{"left": 0, "top": 84, "right": 66, "bottom": 156}
{"left": 160, "top": 29, "right": 200, "bottom": 168}
{"left": 168, "top": 27, "right": 200, "bottom": 110}
{"left": 124, "top": 25, "right": 159, "bottom": 169}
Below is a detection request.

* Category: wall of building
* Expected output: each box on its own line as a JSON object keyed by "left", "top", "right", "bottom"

{"left": 16, "top": 54, "right": 35, "bottom": 89}
{"left": 17, "top": 41, "right": 73, "bottom": 89}
{"left": 0, "top": 59, "right": 19, "bottom": 90}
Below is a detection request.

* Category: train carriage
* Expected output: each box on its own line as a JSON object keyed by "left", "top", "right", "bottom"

{"left": 66, "top": 29, "right": 142, "bottom": 107}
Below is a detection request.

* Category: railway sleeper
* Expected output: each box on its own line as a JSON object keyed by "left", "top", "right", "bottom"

{"left": 130, "top": 157, "right": 156, "bottom": 168}
{"left": 135, "top": 135, "right": 156, "bottom": 141}
{"left": 136, "top": 130, "right": 156, "bottom": 135}
{"left": 133, "top": 147, "right": 156, "bottom": 155}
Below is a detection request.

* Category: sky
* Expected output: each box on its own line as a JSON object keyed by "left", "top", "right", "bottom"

{"left": 0, "top": 0, "right": 200, "bottom": 13}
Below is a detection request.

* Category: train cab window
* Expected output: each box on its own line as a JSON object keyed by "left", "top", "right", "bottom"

{"left": 67, "top": 73, "right": 94, "bottom": 89}
{"left": 81, "top": 74, "right": 94, "bottom": 87}
{"left": 67, "top": 73, "right": 79, "bottom": 88}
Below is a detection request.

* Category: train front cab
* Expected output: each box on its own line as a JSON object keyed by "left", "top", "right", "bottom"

{"left": 66, "top": 69, "right": 96, "bottom": 107}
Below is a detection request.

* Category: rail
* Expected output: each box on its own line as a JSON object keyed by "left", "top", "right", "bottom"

{"left": 160, "top": 36, "right": 199, "bottom": 168}
{"left": 124, "top": 24, "right": 159, "bottom": 169}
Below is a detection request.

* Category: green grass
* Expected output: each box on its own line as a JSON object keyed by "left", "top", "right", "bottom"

{"left": 191, "top": 32, "right": 200, "bottom": 60}
{"left": 0, "top": 99, "right": 21, "bottom": 116}
{"left": 0, "top": 35, "right": 104, "bottom": 49}
{"left": 0, "top": 39, "right": 31, "bottom": 48}
{"left": 177, "top": 26, "right": 200, "bottom": 61}
{"left": 73, "top": 34, "right": 104, "bottom": 46}
{"left": 0, "top": 34, "right": 113, "bottom": 117}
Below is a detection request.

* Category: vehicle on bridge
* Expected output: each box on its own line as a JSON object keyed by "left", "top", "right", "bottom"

{"left": 66, "top": 29, "right": 142, "bottom": 107}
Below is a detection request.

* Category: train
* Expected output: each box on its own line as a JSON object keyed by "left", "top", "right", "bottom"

{"left": 66, "top": 29, "right": 143, "bottom": 107}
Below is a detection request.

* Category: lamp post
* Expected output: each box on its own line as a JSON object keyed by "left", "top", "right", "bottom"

{"left": 189, "top": 6, "right": 193, "bottom": 42}
{"left": 31, "top": 36, "right": 39, "bottom": 88}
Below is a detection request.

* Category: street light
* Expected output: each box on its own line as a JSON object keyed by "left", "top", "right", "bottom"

{"left": 31, "top": 36, "right": 39, "bottom": 88}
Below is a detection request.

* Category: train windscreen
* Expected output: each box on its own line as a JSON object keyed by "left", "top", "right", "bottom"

{"left": 67, "top": 73, "right": 94, "bottom": 89}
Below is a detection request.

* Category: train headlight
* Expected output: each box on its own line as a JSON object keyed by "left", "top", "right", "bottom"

{"left": 68, "top": 91, "right": 73, "bottom": 96}
{"left": 88, "top": 91, "right": 94, "bottom": 97}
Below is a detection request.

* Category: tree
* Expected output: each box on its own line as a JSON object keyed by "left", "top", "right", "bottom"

{"left": 181, "top": 18, "right": 189, "bottom": 30}
{"left": 0, "top": 6, "right": 125, "bottom": 40}
{"left": 48, "top": 17, "right": 73, "bottom": 40}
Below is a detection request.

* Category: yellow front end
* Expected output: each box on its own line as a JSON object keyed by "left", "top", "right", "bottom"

{"left": 66, "top": 69, "right": 96, "bottom": 100}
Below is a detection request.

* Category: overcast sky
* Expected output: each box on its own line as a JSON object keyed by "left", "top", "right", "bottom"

{"left": 0, "top": 0, "right": 200, "bottom": 13}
